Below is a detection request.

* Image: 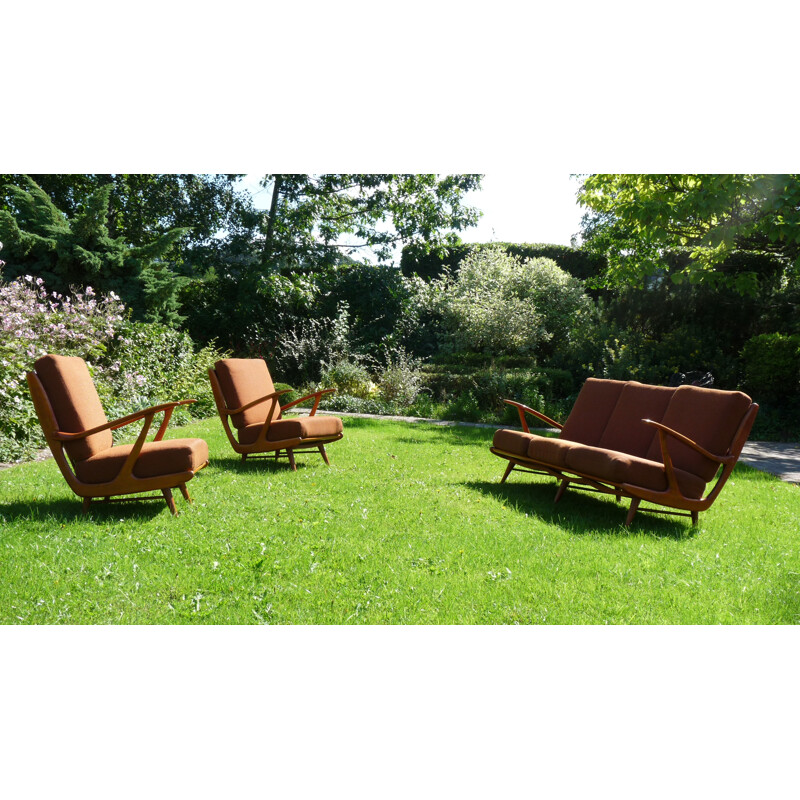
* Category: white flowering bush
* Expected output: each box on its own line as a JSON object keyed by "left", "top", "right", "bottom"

{"left": 0, "top": 271, "right": 226, "bottom": 462}
{"left": 410, "top": 246, "right": 593, "bottom": 360}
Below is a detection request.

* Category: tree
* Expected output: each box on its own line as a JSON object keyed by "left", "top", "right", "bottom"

{"left": 577, "top": 174, "right": 800, "bottom": 293}
{"left": 258, "top": 174, "right": 483, "bottom": 270}
{"left": 0, "top": 173, "right": 258, "bottom": 275}
{"left": 0, "top": 176, "right": 187, "bottom": 325}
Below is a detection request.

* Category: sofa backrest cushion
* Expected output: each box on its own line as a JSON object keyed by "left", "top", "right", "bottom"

{"left": 34, "top": 354, "right": 111, "bottom": 463}
{"left": 598, "top": 382, "right": 675, "bottom": 459}
{"left": 560, "top": 378, "right": 626, "bottom": 446}
{"left": 645, "top": 385, "right": 753, "bottom": 480}
{"left": 214, "top": 358, "right": 277, "bottom": 430}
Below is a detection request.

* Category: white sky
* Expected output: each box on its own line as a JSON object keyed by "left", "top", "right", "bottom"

{"left": 237, "top": 173, "right": 586, "bottom": 252}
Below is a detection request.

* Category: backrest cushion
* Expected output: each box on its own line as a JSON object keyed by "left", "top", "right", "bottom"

{"left": 214, "top": 358, "right": 277, "bottom": 429}
{"left": 645, "top": 385, "right": 753, "bottom": 480}
{"left": 34, "top": 354, "right": 111, "bottom": 462}
{"left": 598, "top": 382, "right": 675, "bottom": 458}
{"left": 560, "top": 378, "right": 626, "bottom": 446}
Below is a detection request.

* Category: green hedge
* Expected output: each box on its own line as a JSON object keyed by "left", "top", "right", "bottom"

{"left": 740, "top": 333, "right": 800, "bottom": 404}
{"left": 400, "top": 242, "right": 606, "bottom": 283}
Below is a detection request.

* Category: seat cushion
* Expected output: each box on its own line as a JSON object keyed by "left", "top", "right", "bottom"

{"left": 597, "top": 381, "right": 675, "bottom": 458}
{"left": 492, "top": 428, "right": 533, "bottom": 456}
{"left": 214, "top": 358, "right": 278, "bottom": 430}
{"left": 645, "top": 385, "right": 753, "bottom": 481}
{"left": 560, "top": 378, "right": 626, "bottom": 446}
{"left": 34, "top": 354, "right": 112, "bottom": 462}
{"left": 239, "top": 415, "right": 343, "bottom": 445}
{"left": 74, "top": 438, "right": 209, "bottom": 484}
{"left": 527, "top": 436, "right": 576, "bottom": 468}
{"left": 564, "top": 443, "right": 706, "bottom": 499}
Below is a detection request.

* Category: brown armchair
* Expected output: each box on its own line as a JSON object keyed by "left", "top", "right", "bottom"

{"left": 208, "top": 358, "right": 343, "bottom": 469}
{"left": 26, "top": 354, "right": 208, "bottom": 515}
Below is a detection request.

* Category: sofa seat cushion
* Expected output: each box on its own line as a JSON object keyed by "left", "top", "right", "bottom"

{"left": 74, "top": 438, "right": 209, "bottom": 484}
{"left": 239, "top": 415, "right": 343, "bottom": 445}
{"left": 564, "top": 444, "right": 707, "bottom": 499}
{"left": 527, "top": 436, "right": 576, "bottom": 468}
{"left": 492, "top": 428, "right": 533, "bottom": 456}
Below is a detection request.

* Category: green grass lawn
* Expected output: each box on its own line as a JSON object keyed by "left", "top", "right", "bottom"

{"left": 1, "top": 416, "right": 799, "bottom": 624}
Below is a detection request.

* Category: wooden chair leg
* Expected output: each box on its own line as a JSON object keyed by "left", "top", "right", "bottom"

{"left": 287, "top": 449, "right": 297, "bottom": 471}
{"left": 500, "top": 462, "right": 514, "bottom": 483}
{"left": 81, "top": 497, "right": 92, "bottom": 514}
{"left": 241, "top": 453, "right": 247, "bottom": 462}
{"left": 179, "top": 483, "right": 191, "bottom": 503}
{"left": 318, "top": 444, "right": 330, "bottom": 466}
{"left": 554, "top": 479, "right": 569, "bottom": 503}
{"left": 625, "top": 498, "right": 640, "bottom": 527}
{"left": 691, "top": 510, "right": 699, "bottom": 525}
{"left": 162, "top": 488, "right": 178, "bottom": 515}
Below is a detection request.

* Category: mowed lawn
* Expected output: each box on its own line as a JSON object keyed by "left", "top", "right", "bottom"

{"left": 1, "top": 417, "right": 798, "bottom": 624}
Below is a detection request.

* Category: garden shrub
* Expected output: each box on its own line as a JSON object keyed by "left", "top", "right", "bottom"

{"left": 417, "top": 246, "right": 593, "bottom": 361}
{"left": 740, "top": 333, "right": 800, "bottom": 404}
{"left": 320, "top": 359, "right": 374, "bottom": 399}
{"left": 0, "top": 272, "right": 227, "bottom": 462}
{"left": 375, "top": 347, "right": 424, "bottom": 406}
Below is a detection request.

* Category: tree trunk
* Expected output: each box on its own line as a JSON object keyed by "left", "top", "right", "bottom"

{"left": 261, "top": 175, "right": 283, "bottom": 267}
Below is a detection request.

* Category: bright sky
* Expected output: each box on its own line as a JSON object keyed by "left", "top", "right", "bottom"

{"left": 237, "top": 174, "right": 586, "bottom": 252}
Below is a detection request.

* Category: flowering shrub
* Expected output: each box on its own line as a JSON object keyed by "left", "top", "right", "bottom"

{"left": 0, "top": 272, "right": 227, "bottom": 462}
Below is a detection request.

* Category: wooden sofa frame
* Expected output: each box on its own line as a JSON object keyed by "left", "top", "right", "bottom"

{"left": 491, "top": 380, "right": 758, "bottom": 526}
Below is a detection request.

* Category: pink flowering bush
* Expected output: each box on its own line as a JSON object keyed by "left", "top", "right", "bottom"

{"left": 0, "top": 272, "right": 226, "bottom": 462}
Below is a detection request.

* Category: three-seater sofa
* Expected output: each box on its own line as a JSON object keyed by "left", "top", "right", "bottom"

{"left": 490, "top": 378, "right": 758, "bottom": 526}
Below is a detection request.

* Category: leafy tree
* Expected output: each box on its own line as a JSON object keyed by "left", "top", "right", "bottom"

{"left": 0, "top": 176, "right": 187, "bottom": 325}
{"left": 0, "top": 173, "right": 258, "bottom": 275}
{"left": 577, "top": 174, "right": 800, "bottom": 293}
{"left": 258, "top": 174, "right": 483, "bottom": 270}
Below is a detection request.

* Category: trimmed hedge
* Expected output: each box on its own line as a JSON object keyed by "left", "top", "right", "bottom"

{"left": 400, "top": 241, "right": 606, "bottom": 283}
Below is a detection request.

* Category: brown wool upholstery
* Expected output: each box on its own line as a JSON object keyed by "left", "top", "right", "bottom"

{"left": 239, "top": 415, "right": 344, "bottom": 445}
{"left": 560, "top": 378, "right": 626, "bottom": 446}
{"left": 645, "top": 385, "right": 754, "bottom": 481}
{"left": 214, "top": 358, "right": 278, "bottom": 429}
{"left": 74, "top": 439, "right": 209, "bottom": 484}
{"left": 34, "top": 354, "right": 112, "bottom": 462}
{"left": 492, "top": 428, "right": 533, "bottom": 456}
{"left": 564, "top": 444, "right": 706, "bottom": 499}
{"left": 597, "top": 382, "right": 675, "bottom": 458}
{"left": 527, "top": 436, "right": 575, "bottom": 468}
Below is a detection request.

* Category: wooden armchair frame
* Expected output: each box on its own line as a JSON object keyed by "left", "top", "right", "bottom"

{"left": 208, "top": 368, "right": 342, "bottom": 469}
{"left": 27, "top": 370, "right": 207, "bottom": 515}
{"left": 493, "top": 399, "right": 758, "bottom": 526}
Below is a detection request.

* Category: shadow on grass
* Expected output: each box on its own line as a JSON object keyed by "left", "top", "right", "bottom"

{"left": 465, "top": 479, "right": 696, "bottom": 540}
{"left": 0, "top": 496, "right": 169, "bottom": 524}
{"left": 209, "top": 455, "right": 321, "bottom": 473}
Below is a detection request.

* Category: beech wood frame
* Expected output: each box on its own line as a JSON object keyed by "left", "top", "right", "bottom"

{"left": 491, "top": 398, "right": 759, "bottom": 526}
{"left": 26, "top": 371, "right": 207, "bottom": 515}
{"left": 208, "top": 368, "right": 343, "bottom": 470}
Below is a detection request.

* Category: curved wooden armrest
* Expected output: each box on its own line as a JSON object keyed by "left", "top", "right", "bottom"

{"left": 281, "top": 388, "right": 335, "bottom": 416}
{"left": 503, "top": 399, "right": 562, "bottom": 434}
{"left": 55, "top": 400, "right": 196, "bottom": 442}
{"left": 226, "top": 390, "right": 291, "bottom": 416}
{"left": 642, "top": 419, "right": 734, "bottom": 466}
